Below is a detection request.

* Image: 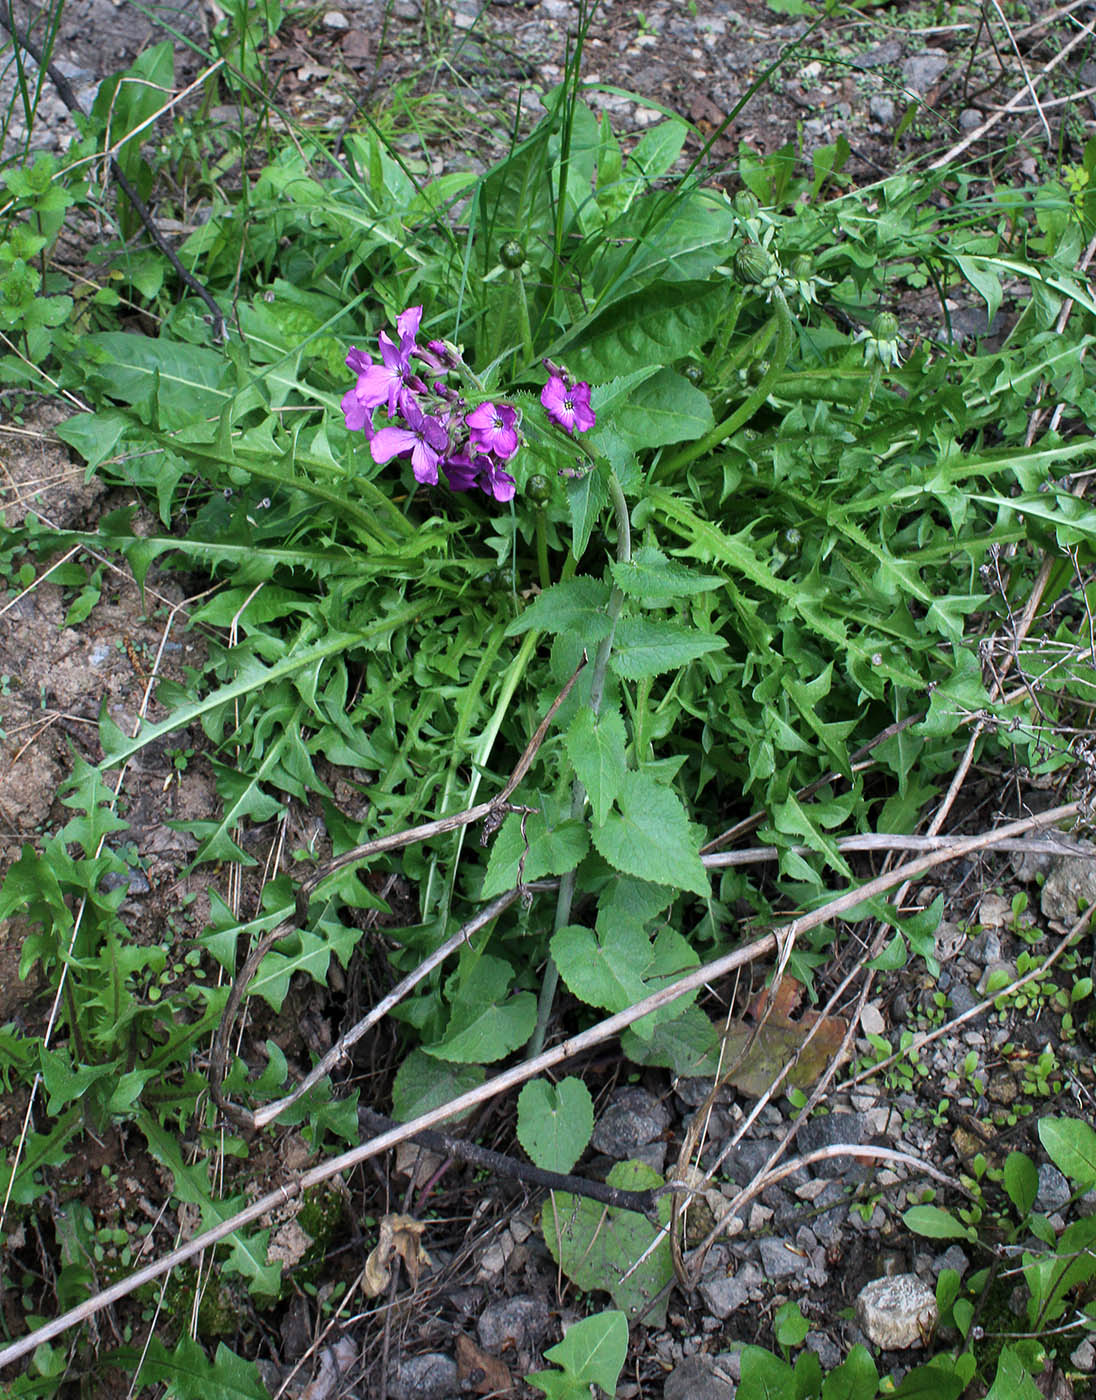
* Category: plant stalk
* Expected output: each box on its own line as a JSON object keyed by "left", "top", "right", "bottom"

{"left": 528, "top": 470, "right": 630, "bottom": 1060}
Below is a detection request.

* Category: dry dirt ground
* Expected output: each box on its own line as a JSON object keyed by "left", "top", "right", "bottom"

{"left": 2, "top": 1, "right": 1096, "bottom": 1397}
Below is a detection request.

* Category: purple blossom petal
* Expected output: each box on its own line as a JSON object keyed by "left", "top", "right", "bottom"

{"left": 341, "top": 386, "right": 372, "bottom": 433}
{"left": 442, "top": 451, "right": 479, "bottom": 492}
{"left": 396, "top": 305, "right": 423, "bottom": 341}
{"left": 466, "top": 401, "right": 520, "bottom": 460}
{"left": 346, "top": 345, "right": 372, "bottom": 375}
{"left": 541, "top": 375, "right": 596, "bottom": 435}
{"left": 370, "top": 425, "right": 419, "bottom": 465}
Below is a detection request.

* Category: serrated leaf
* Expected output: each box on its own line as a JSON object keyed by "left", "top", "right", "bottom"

{"left": 481, "top": 810, "right": 590, "bottom": 898}
{"left": 391, "top": 1049, "right": 484, "bottom": 1124}
{"left": 562, "top": 280, "right": 723, "bottom": 381}
{"left": 1038, "top": 1116, "right": 1096, "bottom": 1187}
{"left": 567, "top": 466, "right": 608, "bottom": 560}
{"left": 610, "top": 545, "right": 722, "bottom": 602}
{"left": 505, "top": 577, "right": 612, "bottom": 639}
{"left": 566, "top": 706, "right": 627, "bottom": 826}
{"left": 608, "top": 616, "right": 726, "bottom": 679}
{"left": 117, "top": 1337, "right": 271, "bottom": 1400}
{"left": 517, "top": 1078, "right": 594, "bottom": 1174}
{"left": 592, "top": 770, "right": 708, "bottom": 895}
{"left": 426, "top": 955, "right": 536, "bottom": 1063}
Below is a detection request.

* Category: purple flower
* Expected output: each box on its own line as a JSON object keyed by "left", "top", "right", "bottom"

{"left": 541, "top": 375, "right": 595, "bottom": 435}
{"left": 370, "top": 397, "right": 449, "bottom": 485}
{"left": 465, "top": 401, "right": 520, "bottom": 460}
{"left": 341, "top": 385, "right": 373, "bottom": 434}
{"left": 442, "top": 450, "right": 516, "bottom": 503}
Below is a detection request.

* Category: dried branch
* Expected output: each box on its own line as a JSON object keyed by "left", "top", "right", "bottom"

{"left": 0, "top": 799, "right": 1080, "bottom": 1372}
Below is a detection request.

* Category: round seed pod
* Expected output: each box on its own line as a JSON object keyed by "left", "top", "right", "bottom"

{"left": 526, "top": 473, "right": 551, "bottom": 505}
{"left": 683, "top": 363, "right": 704, "bottom": 385}
{"left": 734, "top": 190, "right": 761, "bottom": 219}
{"left": 735, "top": 243, "right": 774, "bottom": 285}
{"left": 499, "top": 240, "right": 526, "bottom": 269}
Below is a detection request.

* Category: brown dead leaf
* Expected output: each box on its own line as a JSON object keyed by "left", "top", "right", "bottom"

{"left": 363, "top": 1213, "right": 431, "bottom": 1297}
{"left": 720, "top": 976, "right": 848, "bottom": 1099}
{"left": 456, "top": 1334, "right": 512, "bottom": 1396}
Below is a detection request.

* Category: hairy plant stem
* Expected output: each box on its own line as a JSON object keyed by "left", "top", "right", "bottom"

{"left": 535, "top": 508, "right": 551, "bottom": 591}
{"left": 527, "top": 470, "right": 630, "bottom": 1060}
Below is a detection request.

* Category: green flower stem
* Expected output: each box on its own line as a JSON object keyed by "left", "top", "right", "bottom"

{"left": 854, "top": 361, "right": 883, "bottom": 422}
{"left": 513, "top": 265, "right": 536, "bottom": 370}
{"left": 535, "top": 508, "right": 551, "bottom": 591}
{"left": 655, "top": 289, "right": 794, "bottom": 482}
{"left": 527, "top": 471, "right": 630, "bottom": 1060}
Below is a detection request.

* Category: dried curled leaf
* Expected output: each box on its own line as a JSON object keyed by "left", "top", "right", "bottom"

{"left": 363, "top": 1213, "right": 431, "bottom": 1297}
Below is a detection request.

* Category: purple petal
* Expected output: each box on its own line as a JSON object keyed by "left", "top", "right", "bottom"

{"left": 410, "top": 438, "right": 440, "bottom": 484}
{"left": 346, "top": 345, "right": 372, "bottom": 375}
{"left": 397, "top": 305, "right": 423, "bottom": 341}
{"left": 341, "top": 386, "right": 372, "bottom": 433}
{"left": 370, "top": 425, "right": 418, "bottom": 464}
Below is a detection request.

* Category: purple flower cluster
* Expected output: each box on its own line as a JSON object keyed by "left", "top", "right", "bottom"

{"left": 341, "top": 306, "right": 519, "bottom": 503}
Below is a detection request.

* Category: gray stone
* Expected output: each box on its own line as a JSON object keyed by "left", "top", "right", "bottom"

{"left": 759, "top": 1235, "right": 802, "bottom": 1279}
{"left": 591, "top": 1086, "right": 671, "bottom": 1159}
{"left": 1041, "top": 842, "right": 1096, "bottom": 926}
{"left": 933, "top": 1244, "right": 969, "bottom": 1278}
{"left": 322, "top": 9, "right": 348, "bottom": 27}
{"left": 869, "top": 95, "right": 895, "bottom": 125}
{"left": 797, "top": 1112, "right": 868, "bottom": 1178}
{"left": 663, "top": 1353, "right": 736, "bottom": 1400}
{"left": 1036, "top": 1163, "right": 1072, "bottom": 1214}
{"left": 902, "top": 50, "right": 948, "bottom": 94}
{"left": 807, "top": 1332, "right": 842, "bottom": 1370}
{"left": 699, "top": 1262, "right": 763, "bottom": 1318}
{"left": 857, "top": 40, "right": 902, "bottom": 68}
{"left": 477, "top": 1296, "right": 549, "bottom": 1352}
{"left": 856, "top": 1274, "right": 938, "bottom": 1350}
{"left": 967, "top": 928, "right": 1002, "bottom": 967}
{"left": 1071, "top": 1338, "right": 1095, "bottom": 1372}
{"left": 811, "top": 1180, "right": 849, "bottom": 1244}
{"left": 387, "top": 1353, "right": 458, "bottom": 1400}
{"left": 958, "top": 108, "right": 983, "bottom": 134}
{"left": 723, "top": 1139, "right": 776, "bottom": 1186}
{"left": 947, "top": 982, "right": 979, "bottom": 1017}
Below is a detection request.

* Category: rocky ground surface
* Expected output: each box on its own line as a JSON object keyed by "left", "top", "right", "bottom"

{"left": 2, "top": 0, "right": 1096, "bottom": 1397}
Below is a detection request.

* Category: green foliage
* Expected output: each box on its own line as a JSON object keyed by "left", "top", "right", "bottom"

{"left": 3, "top": 4, "right": 1096, "bottom": 1390}
{"left": 526, "top": 1310, "right": 628, "bottom": 1400}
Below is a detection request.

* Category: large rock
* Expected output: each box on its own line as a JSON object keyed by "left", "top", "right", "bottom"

{"left": 855, "top": 1274, "right": 938, "bottom": 1350}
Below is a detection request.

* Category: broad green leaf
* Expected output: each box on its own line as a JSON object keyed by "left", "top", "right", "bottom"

{"left": 627, "top": 119, "right": 688, "bottom": 180}
{"left": 75, "top": 331, "right": 233, "bottom": 427}
{"left": 592, "top": 771, "right": 708, "bottom": 895}
{"left": 984, "top": 1346, "right": 1042, "bottom": 1400}
{"left": 391, "top": 1049, "right": 484, "bottom": 1124}
{"left": 902, "top": 1205, "right": 973, "bottom": 1240}
{"left": 737, "top": 1345, "right": 795, "bottom": 1400}
{"left": 517, "top": 1077, "right": 594, "bottom": 1174}
{"left": 505, "top": 577, "right": 612, "bottom": 639}
{"left": 566, "top": 465, "right": 609, "bottom": 560}
{"left": 888, "top": 1362, "right": 966, "bottom": 1400}
{"left": 1039, "top": 1116, "right": 1096, "bottom": 1187}
{"left": 612, "top": 368, "right": 714, "bottom": 449}
{"left": 621, "top": 1003, "right": 722, "bottom": 1077}
{"left": 426, "top": 955, "right": 537, "bottom": 1063}
{"left": 542, "top": 1160, "right": 672, "bottom": 1321}
{"left": 481, "top": 810, "right": 591, "bottom": 899}
{"left": 566, "top": 706, "right": 627, "bottom": 827}
{"left": 562, "top": 280, "right": 724, "bottom": 381}
{"left": 527, "top": 1311, "right": 628, "bottom": 1400}
{"left": 610, "top": 545, "right": 722, "bottom": 602}
{"left": 821, "top": 1344, "right": 878, "bottom": 1400}
{"left": 1003, "top": 1151, "right": 1038, "bottom": 1217}
{"left": 39, "top": 1049, "right": 116, "bottom": 1116}
{"left": 609, "top": 617, "right": 725, "bottom": 680}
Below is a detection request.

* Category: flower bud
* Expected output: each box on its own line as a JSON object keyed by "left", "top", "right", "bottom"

{"left": 683, "top": 363, "right": 703, "bottom": 385}
{"left": 872, "top": 311, "right": 900, "bottom": 342}
{"left": 735, "top": 244, "right": 774, "bottom": 286}
{"left": 499, "top": 240, "right": 526, "bottom": 269}
{"left": 734, "top": 190, "right": 761, "bottom": 219}
{"left": 526, "top": 473, "right": 551, "bottom": 505}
